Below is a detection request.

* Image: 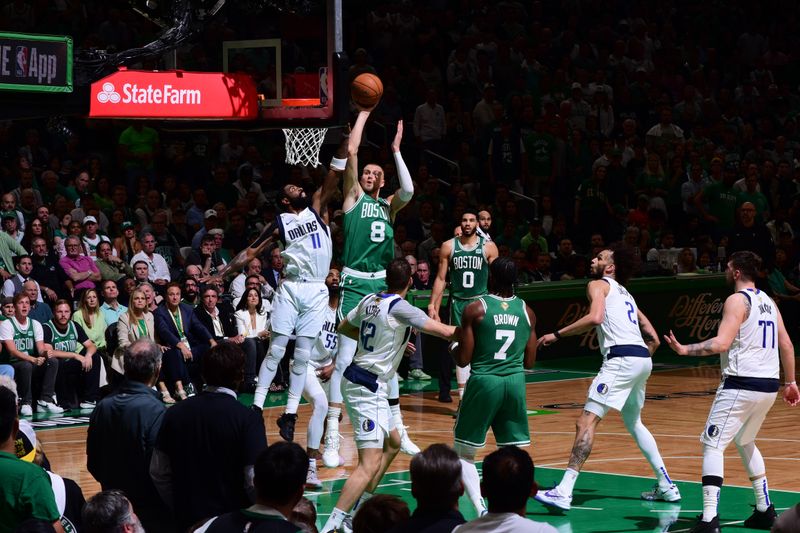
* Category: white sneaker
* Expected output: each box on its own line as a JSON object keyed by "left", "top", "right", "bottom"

{"left": 398, "top": 425, "right": 420, "bottom": 455}
{"left": 641, "top": 483, "right": 681, "bottom": 502}
{"left": 37, "top": 400, "right": 64, "bottom": 414}
{"left": 306, "top": 459, "right": 322, "bottom": 489}
{"left": 535, "top": 486, "right": 572, "bottom": 511}
{"left": 79, "top": 401, "right": 97, "bottom": 410}
{"left": 322, "top": 430, "right": 344, "bottom": 468}
{"left": 20, "top": 404, "right": 32, "bottom": 417}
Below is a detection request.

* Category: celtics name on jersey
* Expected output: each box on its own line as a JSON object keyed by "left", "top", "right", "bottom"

{"left": 450, "top": 237, "right": 489, "bottom": 299}
{"left": 343, "top": 193, "right": 394, "bottom": 273}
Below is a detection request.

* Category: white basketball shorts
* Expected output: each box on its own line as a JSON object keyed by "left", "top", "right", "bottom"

{"left": 701, "top": 385, "right": 777, "bottom": 449}
{"left": 585, "top": 356, "right": 653, "bottom": 417}
{"left": 270, "top": 279, "right": 328, "bottom": 337}
{"left": 342, "top": 378, "right": 394, "bottom": 450}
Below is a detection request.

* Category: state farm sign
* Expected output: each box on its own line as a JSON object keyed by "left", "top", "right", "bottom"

{"left": 89, "top": 69, "right": 257, "bottom": 119}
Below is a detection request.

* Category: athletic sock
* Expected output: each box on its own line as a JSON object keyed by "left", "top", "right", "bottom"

{"left": 558, "top": 468, "right": 579, "bottom": 496}
{"left": 657, "top": 466, "right": 674, "bottom": 489}
{"left": 460, "top": 459, "right": 486, "bottom": 514}
{"left": 321, "top": 507, "right": 348, "bottom": 533}
{"left": 390, "top": 402, "right": 403, "bottom": 429}
{"left": 702, "top": 484, "right": 720, "bottom": 522}
{"left": 326, "top": 406, "right": 341, "bottom": 432}
{"left": 752, "top": 476, "right": 770, "bottom": 512}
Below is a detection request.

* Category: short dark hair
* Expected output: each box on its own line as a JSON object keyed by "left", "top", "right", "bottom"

{"left": 410, "top": 444, "right": 463, "bottom": 510}
{"left": 82, "top": 490, "right": 136, "bottom": 533}
{"left": 201, "top": 233, "right": 215, "bottom": 244}
{"left": 202, "top": 341, "right": 244, "bottom": 389}
{"left": 352, "top": 495, "right": 410, "bottom": 533}
{"left": 123, "top": 338, "right": 162, "bottom": 383}
{"left": 608, "top": 242, "right": 638, "bottom": 285}
{"left": 386, "top": 258, "right": 412, "bottom": 292}
{"left": 489, "top": 256, "right": 517, "bottom": 294}
{"left": 254, "top": 442, "right": 308, "bottom": 505}
{"left": 12, "top": 254, "right": 31, "bottom": 267}
{"left": 461, "top": 207, "right": 479, "bottom": 219}
{"left": 729, "top": 250, "right": 762, "bottom": 281}
{"left": 0, "top": 383, "right": 16, "bottom": 443}
{"left": 482, "top": 446, "right": 535, "bottom": 513}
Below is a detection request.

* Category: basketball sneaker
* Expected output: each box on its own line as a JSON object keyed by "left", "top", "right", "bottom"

{"left": 534, "top": 486, "right": 572, "bottom": 511}
{"left": 305, "top": 459, "right": 322, "bottom": 489}
{"left": 19, "top": 404, "right": 32, "bottom": 417}
{"left": 743, "top": 504, "right": 776, "bottom": 529}
{"left": 79, "top": 401, "right": 97, "bottom": 410}
{"left": 408, "top": 368, "right": 432, "bottom": 380}
{"left": 322, "top": 431, "right": 344, "bottom": 468}
{"left": 276, "top": 412, "right": 298, "bottom": 442}
{"left": 641, "top": 483, "right": 681, "bottom": 502}
{"left": 689, "top": 515, "right": 720, "bottom": 533}
{"left": 398, "top": 425, "right": 420, "bottom": 455}
{"left": 37, "top": 400, "right": 64, "bottom": 414}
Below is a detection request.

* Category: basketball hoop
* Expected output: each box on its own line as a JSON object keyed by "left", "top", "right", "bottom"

{"left": 282, "top": 127, "right": 328, "bottom": 167}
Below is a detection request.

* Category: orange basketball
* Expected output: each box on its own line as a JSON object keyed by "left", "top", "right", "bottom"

{"left": 351, "top": 73, "right": 384, "bottom": 109}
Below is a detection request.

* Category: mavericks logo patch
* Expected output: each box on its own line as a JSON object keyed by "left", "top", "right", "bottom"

{"left": 707, "top": 425, "right": 720, "bottom": 438}
{"left": 596, "top": 383, "right": 609, "bottom": 395}
{"left": 361, "top": 418, "right": 375, "bottom": 432}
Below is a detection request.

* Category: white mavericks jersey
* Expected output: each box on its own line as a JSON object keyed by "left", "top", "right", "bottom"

{"left": 310, "top": 305, "right": 338, "bottom": 369}
{"left": 277, "top": 207, "right": 332, "bottom": 281}
{"left": 347, "top": 293, "right": 429, "bottom": 381}
{"left": 722, "top": 288, "right": 779, "bottom": 379}
{"left": 596, "top": 277, "right": 648, "bottom": 357}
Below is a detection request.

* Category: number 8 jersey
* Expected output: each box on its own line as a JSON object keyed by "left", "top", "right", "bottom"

{"left": 342, "top": 193, "right": 393, "bottom": 273}
{"left": 597, "top": 277, "right": 648, "bottom": 358}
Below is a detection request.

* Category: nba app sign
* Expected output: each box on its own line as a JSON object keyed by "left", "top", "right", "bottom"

{"left": 0, "top": 32, "right": 72, "bottom": 92}
{"left": 90, "top": 69, "right": 258, "bottom": 119}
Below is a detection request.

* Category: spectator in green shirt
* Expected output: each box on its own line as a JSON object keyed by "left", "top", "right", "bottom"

{"left": 0, "top": 377, "right": 62, "bottom": 532}
{"left": 696, "top": 162, "right": 739, "bottom": 238}
{"left": 736, "top": 173, "right": 771, "bottom": 222}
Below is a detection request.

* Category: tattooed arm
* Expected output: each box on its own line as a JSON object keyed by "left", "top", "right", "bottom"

{"left": 663, "top": 292, "right": 747, "bottom": 356}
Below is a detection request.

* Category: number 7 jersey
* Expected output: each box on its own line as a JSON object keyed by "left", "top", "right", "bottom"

{"left": 471, "top": 295, "right": 530, "bottom": 376}
{"left": 342, "top": 192, "right": 394, "bottom": 272}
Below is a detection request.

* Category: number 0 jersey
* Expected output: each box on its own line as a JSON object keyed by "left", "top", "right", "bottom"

{"left": 597, "top": 277, "right": 648, "bottom": 358}
{"left": 723, "top": 288, "right": 779, "bottom": 379}
{"left": 277, "top": 207, "right": 332, "bottom": 281}
{"left": 342, "top": 192, "right": 393, "bottom": 273}
{"left": 449, "top": 236, "right": 489, "bottom": 300}
{"left": 309, "top": 305, "right": 338, "bottom": 369}
{"left": 471, "top": 295, "right": 530, "bottom": 376}
{"left": 347, "top": 293, "right": 429, "bottom": 381}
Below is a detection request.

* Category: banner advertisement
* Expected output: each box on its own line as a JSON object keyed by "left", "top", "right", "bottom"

{"left": 0, "top": 32, "right": 72, "bottom": 93}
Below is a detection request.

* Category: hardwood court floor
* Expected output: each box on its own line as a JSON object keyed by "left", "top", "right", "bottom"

{"left": 41, "top": 355, "right": 800, "bottom": 531}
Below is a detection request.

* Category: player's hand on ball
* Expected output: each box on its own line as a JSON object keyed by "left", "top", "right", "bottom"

{"left": 538, "top": 333, "right": 558, "bottom": 347}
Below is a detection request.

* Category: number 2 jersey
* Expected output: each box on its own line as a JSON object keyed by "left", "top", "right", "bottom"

{"left": 471, "top": 295, "right": 530, "bottom": 376}
{"left": 342, "top": 193, "right": 393, "bottom": 273}
{"left": 347, "top": 293, "right": 429, "bottom": 381}
{"left": 722, "top": 288, "right": 779, "bottom": 379}
{"left": 596, "top": 277, "right": 648, "bottom": 358}
{"left": 309, "top": 305, "right": 338, "bottom": 369}
{"left": 277, "top": 207, "right": 332, "bottom": 281}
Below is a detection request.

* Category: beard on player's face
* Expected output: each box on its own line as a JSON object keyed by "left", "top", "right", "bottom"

{"left": 589, "top": 261, "right": 606, "bottom": 279}
{"left": 287, "top": 194, "right": 311, "bottom": 210}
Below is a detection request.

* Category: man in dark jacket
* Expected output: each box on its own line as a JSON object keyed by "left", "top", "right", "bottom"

{"left": 86, "top": 338, "right": 171, "bottom": 532}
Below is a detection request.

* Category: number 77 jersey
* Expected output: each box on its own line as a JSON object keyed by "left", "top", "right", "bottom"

{"left": 471, "top": 295, "right": 531, "bottom": 376}
{"left": 723, "top": 288, "right": 780, "bottom": 379}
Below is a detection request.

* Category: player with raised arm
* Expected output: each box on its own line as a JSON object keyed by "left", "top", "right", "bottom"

{"left": 320, "top": 259, "right": 458, "bottom": 533}
{"left": 322, "top": 110, "right": 417, "bottom": 468}
{"left": 428, "top": 208, "right": 498, "bottom": 402}
{"left": 215, "top": 140, "right": 344, "bottom": 442}
{"left": 664, "top": 251, "right": 799, "bottom": 532}
{"left": 302, "top": 267, "right": 341, "bottom": 488}
{"left": 451, "top": 257, "right": 537, "bottom": 516}
{"left": 535, "top": 243, "right": 681, "bottom": 511}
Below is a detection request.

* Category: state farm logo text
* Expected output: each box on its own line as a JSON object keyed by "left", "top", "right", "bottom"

{"left": 668, "top": 292, "right": 723, "bottom": 340}
{"left": 96, "top": 82, "right": 201, "bottom": 105}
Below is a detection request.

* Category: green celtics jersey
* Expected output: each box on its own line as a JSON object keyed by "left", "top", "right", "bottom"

{"left": 449, "top": 237, "right": 489, "bottom": 300}
{"left": 471, "top": 295, "right": 530, "bottom": 376}
{"left": 45, "top": 321, "right": 81, "bottom": 355}
{"left": 11, "top": 318, "right": 36, "bottom": 359}
{"left": 343, "top": 192, "right": 393, "bottom": 272}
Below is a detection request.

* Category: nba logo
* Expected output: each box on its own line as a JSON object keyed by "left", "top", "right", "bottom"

{"left": 15, "top": 46, "right": 28, "bottom": 77}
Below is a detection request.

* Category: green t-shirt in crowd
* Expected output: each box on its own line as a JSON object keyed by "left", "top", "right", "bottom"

{"left": 0, "top": 451, "right": 60, "bottom": 532}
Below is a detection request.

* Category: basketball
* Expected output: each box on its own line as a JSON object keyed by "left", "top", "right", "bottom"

{"left": 351, "top": 73, "right": 384, "bottom": 109}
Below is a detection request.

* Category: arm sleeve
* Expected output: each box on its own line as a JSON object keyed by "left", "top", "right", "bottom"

{"left": 394, "top": 151, "right": 414, "bottom": 202}
{"left": 388, "top": 299, "right": 430, "bottom": 330}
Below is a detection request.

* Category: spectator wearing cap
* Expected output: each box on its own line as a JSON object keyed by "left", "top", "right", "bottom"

{"left": 130, "top": 233, "right": 170, "bottom": 288}
{"left": 191, "top": 208, "right": 219, "bottom": 251}
{"left": 1, "top": 210, "right": 23, "bottom": 244}
{"left": 1, "top": 193, "right": 26, "bottom": 235}
{"left": 60, "top": 236, "right": 102, "bottom": 297}
{"left": 81, "top": 216, "right": 112, "bottom": 261}
{"left": 0, "top": 376, "right": 63, "bottom": 532}
{"left": 2, "top": 256, "right": 42, "bottom": 302}
{"left": 112, "top": 221, "right": 141, "bottom": 265}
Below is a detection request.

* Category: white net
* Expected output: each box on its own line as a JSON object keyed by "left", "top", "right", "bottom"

{"left": 282, "top": 127, "right": 328, "bottom": 167}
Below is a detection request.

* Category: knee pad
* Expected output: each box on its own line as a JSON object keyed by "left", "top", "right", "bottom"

{"left": 266, "top": 344, "right": 286, "bottom": 371}
{"left": 290, "top": 348, "right": 311, "bottom": 376}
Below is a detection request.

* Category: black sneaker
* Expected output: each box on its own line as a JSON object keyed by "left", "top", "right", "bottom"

{"left": 249, "top": 404, "right": 263, "bottom": 414}
{"left": 277, "top": 413, "right": 298, "bottom": 442}
{"left": 689, "top": 515, "right": 720, "bottom": 533}
{"left": 744, "top": 504, "right": 776, "bottom": 529}
{"left": 438, "top": 393, "right": 453, "bottom": 403}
